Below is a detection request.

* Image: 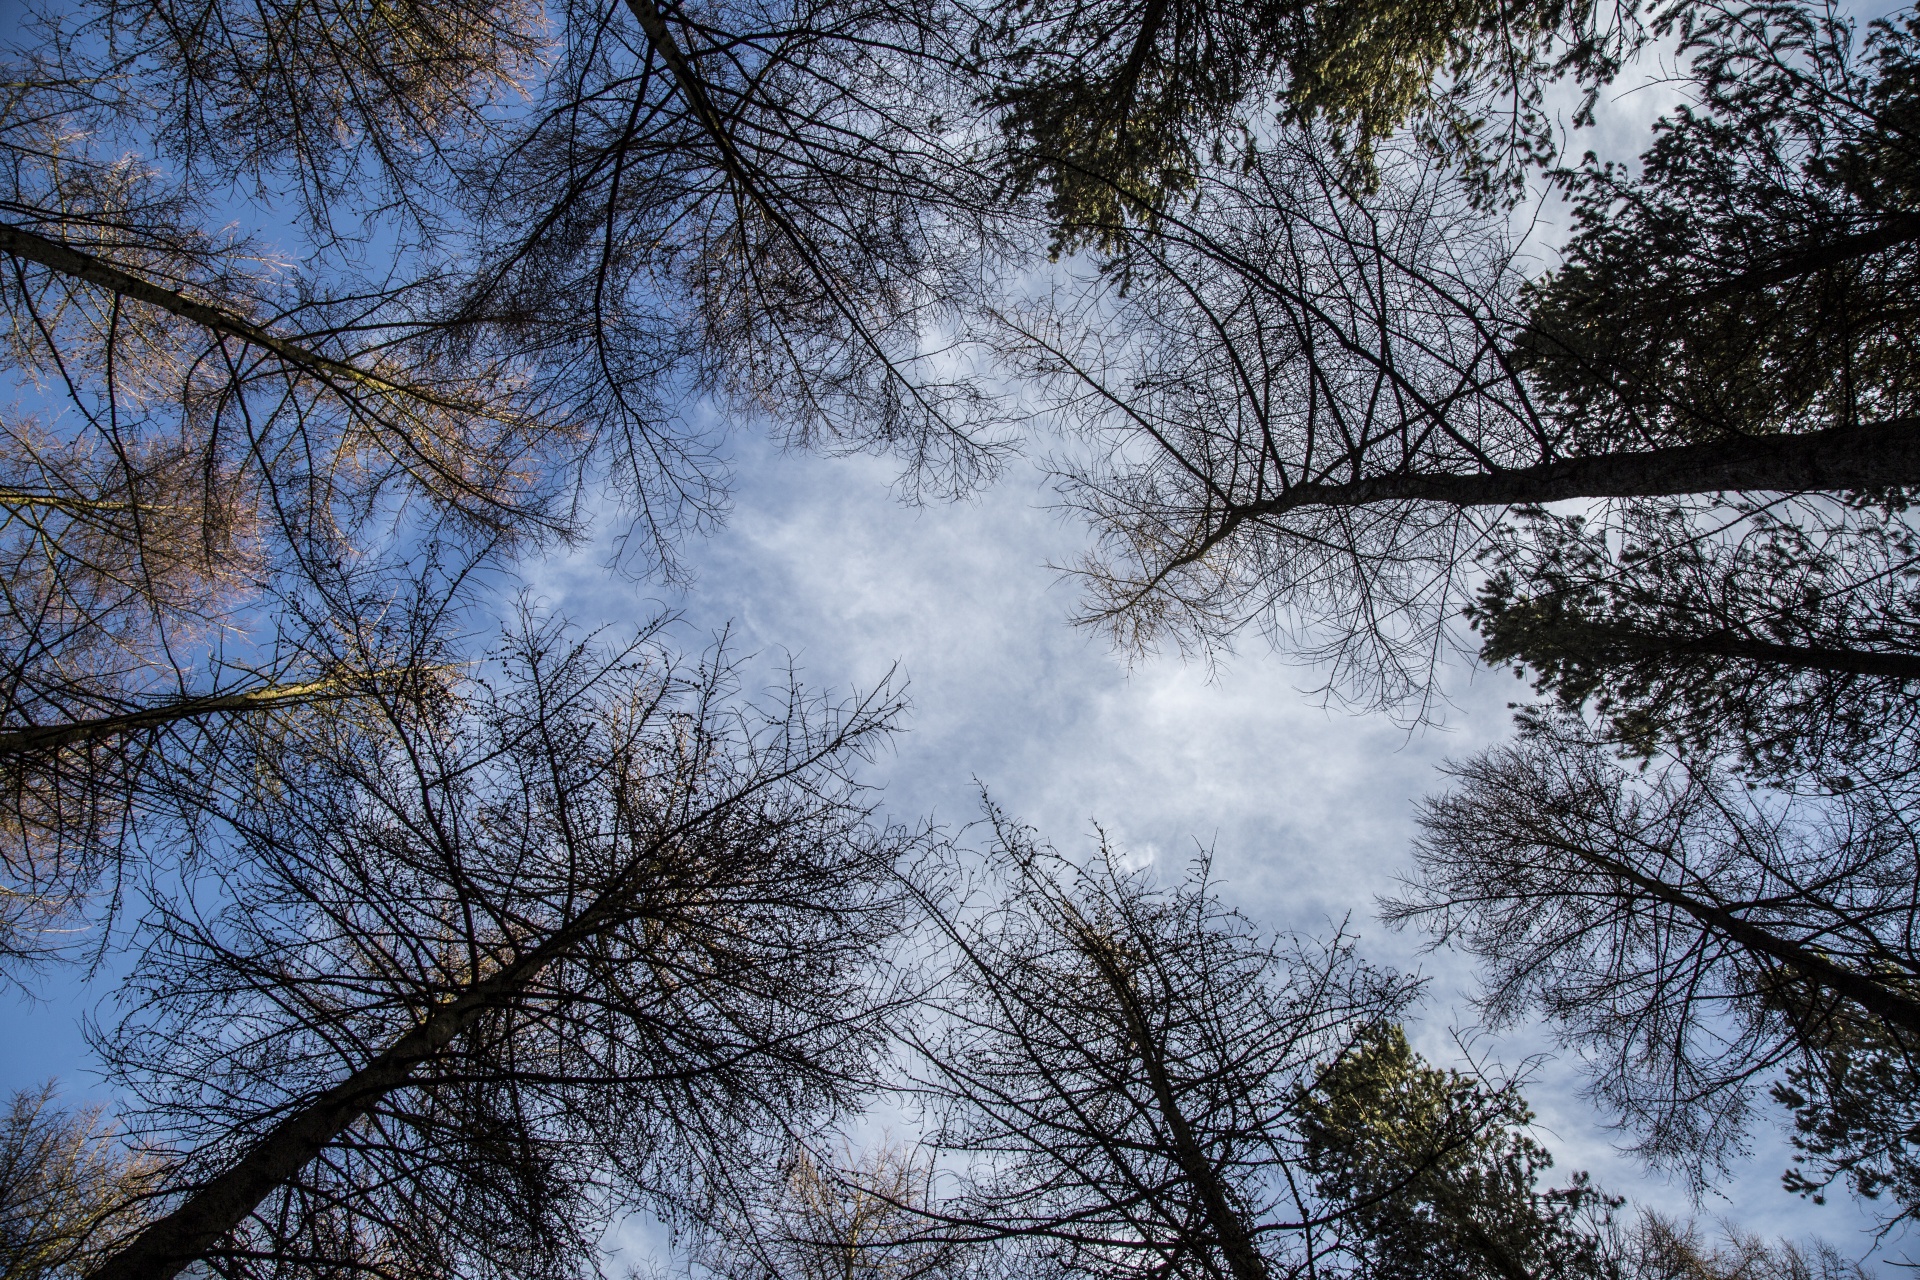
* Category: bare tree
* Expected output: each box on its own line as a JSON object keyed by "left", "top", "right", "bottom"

{"left": 695, "top": 1142, "right": 994, "bottom": 1280}
{"left": 1016, "top": 1, "right": 1920, "bottom": 709}
{"left": 0, "top": 1087, "right": 162, "bottom": 1280}
{"left": 1390, "top": 725, "right": 1920, "bottom": 1195}
{"left": 0, "top": 54, "right": 548, "bottom": 949}
{"left": 1015, "top": 131, "right": 1541, "bottom": 707}
{"left": 0, "top": 0, "right": 1023, "bottom": 965}
{"left": 13, "top": 0, "right": 1016, "bottom": 563}
{"left": 1614, "top": 1213, "right": 1869, "bottom": 1280}
{"left": 0, "top": 539, "right": 476, "bottom": 981}
{"left": 69, "top": 613, "right": 915, "bottom": 1280}
{"left": 909, "top": 808, "right": 1420, "bottom": 1280}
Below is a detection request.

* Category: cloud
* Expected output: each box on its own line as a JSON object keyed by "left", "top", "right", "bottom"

{"left": 537, "top": 427, "right": 1898, "bottom": 1267}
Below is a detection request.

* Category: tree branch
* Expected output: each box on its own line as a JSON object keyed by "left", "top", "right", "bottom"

{"left": 1158, "top": 418, "right": 1920, "bottom": 583}
{"left": 1543, "top": 836, "right": 1920, "bottom": 1042}
{"left": 0, "top": 672, "right": 436, "bottom": 757}
{"left": 0, "top": 223, "right": 446, "bottom": 407}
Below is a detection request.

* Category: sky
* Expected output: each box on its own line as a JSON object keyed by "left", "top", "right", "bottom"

{"left": 535, "top": 428, "right": 1907, "bottom": 1271}
{"left": 1, "top": 8, "right": 1913, "bottom": 1273}
{"left": 5, "top": 422, "right": 1898, "bottom": 1264}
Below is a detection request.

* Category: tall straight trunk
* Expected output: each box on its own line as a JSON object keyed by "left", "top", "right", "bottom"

{"left": 1501, "top": 617, "right": 1920, "bottom": 681}
{"left": 84, "top": 964, "right": 524, "bottom": 1280}
{"left": 82, "top": 875, "right": 635, "bottom": 1280}
{"left": 1244, "top": 419, "right": 1920, "bottom": 516}
{"left": 1074, "top": 924, "right": 1270, "bottom": 1280}
{"left": 0, "top": 674, "right": 419, "bottom": 756}
{"left": 0, "top": 223, "right": 427, "bottom": 403}
{"left": 1161, "top": 418, "right": 1920, "bottom": 576}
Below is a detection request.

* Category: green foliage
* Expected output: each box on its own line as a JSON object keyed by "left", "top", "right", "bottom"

{"left": 1281, "top": 0, "right": 1624, "bottom": 193}
{"left": 1519, "top": 1, "right": 1920, "bottom": 452}
{"left": 985, "top": 0, "right": 1638, "bottom": 251}
{"left": 1467, "top": 502, "right": 1920, "bottom": 788}
{"left": 1772, "top": 995, "right": 1920, "bottom": 1233}
{"left": 1301, "top": 1025, "right": 1616, "bottom": 1280}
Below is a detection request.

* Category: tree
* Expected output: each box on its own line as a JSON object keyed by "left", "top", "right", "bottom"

{"left": 1614, "top": 1214, "right": 1868, "bottom": 1280}
{"left": 1301, "top": 1025, "right": 1614, "bottom": 1280}
{"left": 1013, "top": 0, "right": 1920, "bottom": 708}
{"left": 1024, "top": 130, "right": 1530, "bottom": 705}
{"left": 985, "top": 0, "right": 1642, "bottom": 247}
{"left": 1514, "top": 2, "right": 1920, "bottom": 460}
{"left": 0, "top": 1087, "right": 161, "bottom": 1280}
{"left": 0, "top": 0, "right": 1018, "bottom": 965}
{"left": 1467, "top": 499, "right": 1920, "bottom": 789}
{"left": 1391, "top": 725, "right": 1920, "bottom": 1202}
{"left": 1444, "top": 0, "right": 1920, "bottom": 768}
{"left": 908, "top": 812, "right": 1626, "bottom": 1280}
{"left": 1400, "top": 484, "right": 1920, "bottom": 1230}
{"left": 11, "top": 0, "right": 1008, "bottom": 556}
{"left": 911, "top": 809, "right": 1422, "bottom": 1280}
{"left": 0, "top": 545, "right": 471, "bottom": 979}
{"left": 695, "top": 1142, "right": 992, "bottom": 1280}
{"left": 0, "top": 50, "right": 543, "bottom": 952}
{"left": 1417, "top": 32, "right": 1920, "bottom": 1193}
{"left": 1771, "top": 988, "right": 1920, "bottom": 1233}
{"left": 73, "top": 614, "right": 914, "bottom": 1280}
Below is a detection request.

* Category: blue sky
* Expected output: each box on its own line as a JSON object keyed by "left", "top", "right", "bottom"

{"left": 1, "top": 9, "right": 1912, "bottom": 1270}
{"left": 1, "top": 293, "right": 1901, "bottom": 1277}
{"left": 537, "top": 427, "right": 1905, "bottom": 1269}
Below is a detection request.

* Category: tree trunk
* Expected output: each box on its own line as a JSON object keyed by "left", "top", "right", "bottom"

{"left": 0, "top": 674, "right": 420, "bottom": 757}
{"left": 84, "top": 975, "right": 514, "bottom": 1280}
{"left": 1691, "top": 213, "right": 1920, "bottom": 301}
{"left": 1541, "top": 835, "right": 1920, "bottom": 1040}
{"left": 1156, "top": 418, "right": 1920, "bottom": 580}
{"left": 1506, "top": 617, "right": 1920, "bottom": 682}
{"left": 81, "top": 880, "right": 631, "bottom": 1280}
{"left": 0, "top": 224, "right": 427, "bottom": 402}
{"left": 1075, "top": 924, "right": 1271, "bottom": 1280}
{"left": 1240, "top": 419, "right": 1920, "bottom": 517}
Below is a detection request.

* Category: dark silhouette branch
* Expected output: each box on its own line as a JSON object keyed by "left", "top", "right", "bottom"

{"left": 1535, "top": 834, "right": 1920, "bottom": 1042}
{"left": 0, "top": 671, "right": 436, "bottom": 757}
{"left": 82, "top": 916, "right": 583, "bottom": 1280}
{"left": 1071, "top": 919, "right": 1271, "bottom": 1280}
{"left": 0, "top": 223, "right": 467, "bottom": 411}
{"left": 1159, "top": 418, "right": 1920, "bottom": 582}
{"left": 1498, "top": 616, "right": 1920, "bottom": 682}
{"left": 1692, "top": 214, "right": 1920, "bottom": 303}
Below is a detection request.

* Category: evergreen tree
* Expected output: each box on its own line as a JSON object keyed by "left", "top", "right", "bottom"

{"left": 1302, "top": 1025, "right": 1614, "bottom": 1280}
{"left": 986, "top": 0, "right": 1637, "bottom": 247}
{"left": 1772, "top": 991, "right": 1920, "bottom": 1233}
{"left": 1467, "top": 500, "right": 1920, "bottom": 789}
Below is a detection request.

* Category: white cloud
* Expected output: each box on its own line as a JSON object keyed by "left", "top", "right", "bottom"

{"left": 538, "top": 429, "right": 1903, "bottom": 1269}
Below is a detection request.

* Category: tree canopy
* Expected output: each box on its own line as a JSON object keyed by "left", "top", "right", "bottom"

{"left": 6, "top": 0, "right": 1920, "bottom": 1273}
